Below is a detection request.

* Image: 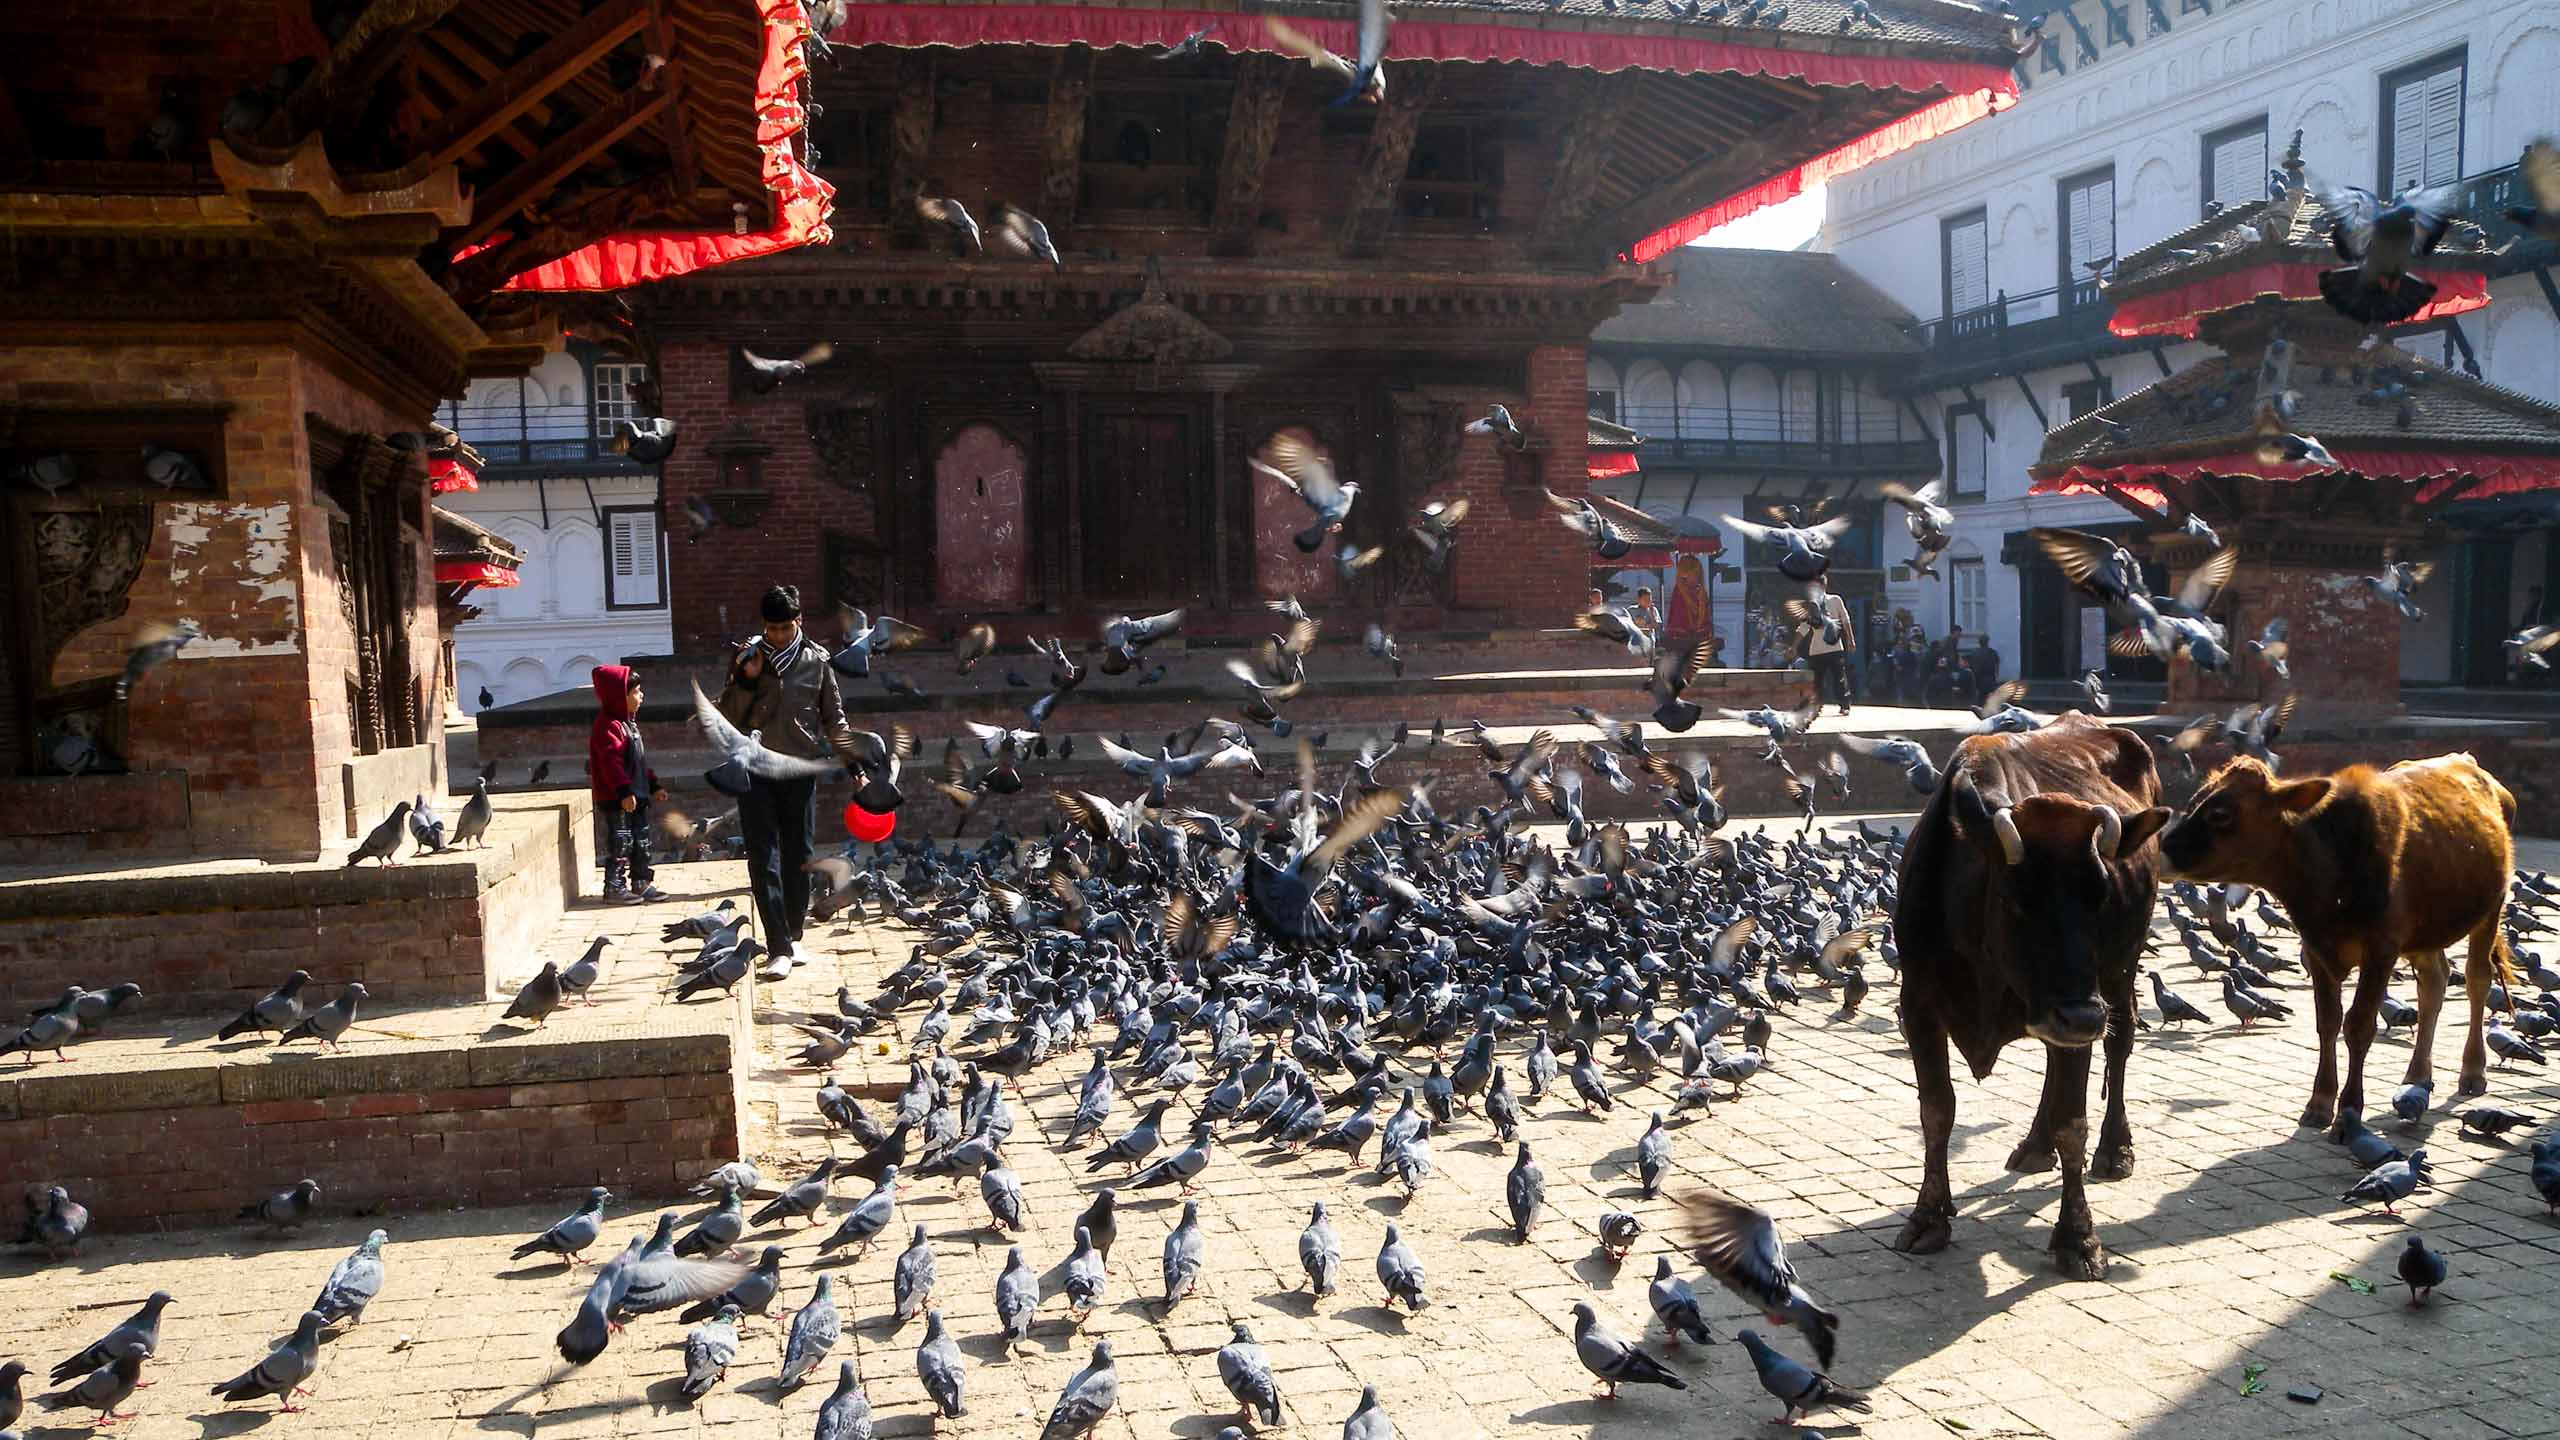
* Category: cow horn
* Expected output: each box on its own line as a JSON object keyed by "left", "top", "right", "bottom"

{"left": 2092, "top": 804, "right": 2123, "bottom": 858}
{"left": 1990, "top": 806, "right": 2026, "bottom": 866}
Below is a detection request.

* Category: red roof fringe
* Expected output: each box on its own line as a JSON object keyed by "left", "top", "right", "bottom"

{"left": 1587, "top": 450, "right": 1641, "bottom": 478}
{"left": 434, "top": 561, "right": 522, "bottom": 587}
{"left": 2106, "top": 263, "right": 2491, "bottom": 339}
{"left": 2030, "top": 449, "right": 2560, "bottom": 507}
{"left": 488, "top": 0, "right": 836, "bottom": 292}
{"left": 428, "top": 456, "right": 479, "bottom": 493}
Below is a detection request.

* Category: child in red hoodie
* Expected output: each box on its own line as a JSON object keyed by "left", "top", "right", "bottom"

{"left": 588, "top": 664, "right": 668, "bottom": 903}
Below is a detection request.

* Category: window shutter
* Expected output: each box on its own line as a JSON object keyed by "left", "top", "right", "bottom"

{"left": 2390, "top": 74, "right": 2429, "bottom": 193}
{"left": 2209, "top": 128, "right": 2265, "bottom": 208}
{"left": 1947, "top": 218, "right": 1988, "bottom": 312}
{"left": 2421, "top": 65, "right": 2462, "bottom": 187}
{"left": 608, "top": 510, "right": 661, "bottom": 607}
{"left": 2065, "top": 175, "right": 2115, "bottom": 275}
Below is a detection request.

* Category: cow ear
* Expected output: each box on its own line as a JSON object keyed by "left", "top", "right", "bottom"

{"left": 2271, "top": 777, "right": 2332, "bottom": 815}
{"left": 2115, "top": 805, "right": 2174, "bottom": 854}
{"left": 1947, "top": 769, "right": 1994, "bottom": 831}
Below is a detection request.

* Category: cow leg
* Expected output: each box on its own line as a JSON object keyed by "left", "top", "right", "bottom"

{"left": 1892, "top": 1008, "right": 1957, "bottom": 1256}
{"left": 2089, "top": 991, "right": 2137, "bottom": 1180}
{"left": 2334, "top": 944, "right": 2394, "bottom": 1136}
{"left": 2402, "top": 948, "right": 2448, "bottom": 1092}
{"left": 2004, "top": 1058, "right": 2063, "bottom": 1174}
{"left": 2299, "top": 945, "right": 2352, "bottom": 1131}
{"left": 2457, "top": 920, "right": 2505, "bottom": 1097}
{"left": 2043, "top": 1046, "right": 2106, "bottom": 1280}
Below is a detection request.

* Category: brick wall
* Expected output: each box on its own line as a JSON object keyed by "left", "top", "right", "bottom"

{"left": 1, "top": 336, "right": 447, "bottom": 860}
{"left": 0, "top": 794, "right": 589, "bottom": 1012}
{"left": 0, "top": 1053, "right": 739, "bottom": 1231}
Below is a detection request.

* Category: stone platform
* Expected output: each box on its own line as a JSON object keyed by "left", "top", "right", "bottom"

{"left": 0, "top": 870, "right": 760, "bottom": 1231}
{"left": 0, "top": 791, "right": 595, "bottom": 1011}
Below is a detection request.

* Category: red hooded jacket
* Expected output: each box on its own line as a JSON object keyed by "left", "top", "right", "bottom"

{"left": 588, "top": 664, "right": 658, "bottom": 805}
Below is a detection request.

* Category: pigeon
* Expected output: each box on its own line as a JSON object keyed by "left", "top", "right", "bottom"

{"left": 681, "top": 1246, "right": 785, "bottom": 1329}
{"left": 2506, "top": 137, "right": 2560, "bottom": 240}
{"left": 892, "top": 1224, "right": 937, "bottom": 1323}
{"left": 2147, "top": 971, "right": 2211, "bottom": 1027}
{"left": 995, "top": 1246, "right": 1042, "bottom": 1353}
{"left": 2341, "top": 1149, "right": 2431, "bottom": 1214}
{"left": 1250, "top": 433, "right": 1358, "bottom": 553}
{"left": 2, "top": 991, "right": 83, "bottom": 1064}
{"left": 819, "top": 1170, "right": 899, "bottom": 1255}
{"left": 1688, "top": 1189, "right": 1839, "bottom": 1368}
{"left": 611, "top": 416, "right": 680, "bottom": 464}
{"left": 209, "top": 1310, "right": 324, "bottom": 1412}
{"left": 739, "top": 341, "right": 835, "bottom": 394}
{"left": 2487, "top": 1017, "right": 2546, "bottom": 1068}
{"left": 1647, "top": 1258, "right": 1715, "bottom": 1346}
{"left": 1505, "top": 1143, "right": 1546, "bottom": 1242}
{"left": 2221, "top": 972, "right": 2292, "bottom": 1029}
{"left": 2314, "top": 181, "right": 2462, "bottom": 325}
{"left": 675, "top": 1184, "right": 746, "bottom": 1258}
{"left": 1162, "top": 1199, "right": 1207, "bottom": 1308}
{"left": 1375, "top": 1223, "right": 1427, "bottom": 1311}
{"left": 991, "top": 202, "right": 1062, "bottom": 267}
{"left": 2396, "top": 1235, "right": 2447, "bottom": 1306}
{"left": 1840, "top": 732, "right": 1940, "bottom": 795}
{"left": 2393, "top": 1079, "right": 2433, "bottom": 1129}
{"left": 1635, "top": 1112, "right": 1672, "bottom": 1198}
{"left": 679, "top": 1305, "right": 742, "bottom": 1400}
{"left": 452, "top": 778, "right": 495, "bottom": 847}
{"left": 313, "top": 1228, "right": 387, "bottom": 1324}
{"left": 815, "top": 1361, "right": 873, "bottom": 1440}
{"left": 2337, "top": 1114, "right": 2405, "bottom": 1170}
{"left": 2362, "top": 548, "right": 2434, "bottom": 621}
{"left": 1570, "top": 1302, "right": 1688, "bottom": 1398}
{"left": 1343, "top": 1385, "right": 1395, "bottom": 1440}
{"left": 2456, "top": 1105, "right": 2535, "bottom": 1140}
{"left": 48, "top": 1292, "right": 174, "bottom": 1385}
{"left": 241, "top": 1178, "right": 323, "bottom": 1230}
{"left": 217, "top": 969, "right": 310, "bottom": 1041}
{"left": 1128, "top": 1123, "right": 1214, "bottom": 1192}
{"left": 1722, "top": 513, "right": 1853, "bottom": 582}
{"left": 116, "top": 620, "right": 200, "bottom": 700}
{"left": 1736, "top": 1329, "right": 1869, "bottom": 1425}
{"left": 1064, "top": 1224, "right": 1109, "bottom": 1318}
{"left": 754, "top": 1159, "right": 837, "bottom": 1228}
{"left": 691, "top": 678, "right": 843, "bottom": 796}
{"left": 408, "top": 791, "right": 446, "bottom": 853}
{"left": 917, "top": 197, "right": 982, "bottom": 252}
{"left": 347, "top": 801, "right": 413, "bottom": 865}
{"left": 1299, "top": 1201, "right": 1341, "bottom": 1298}
{"left": 277, "top": 983, "right": 364, "bottom": 1051}
{"left": 1038, "top": 1341, "right": 1118, "bottom": 1440}
{"left": 29, "top": 1186, "right": 88, "bottom": 1258}
{"left": 1216, "top": 1322, "right": 1283, "bottom": 1427}
{"left": 1464, "top": 403, "right": 1527, "bottom": 449}
{"left": 2531, "top": 1135, "right": 2560, "bottom": 1212}
{"left": 515, "top": 1187, "right": 614, "bottom": 1265}
{"left": 780, "top": 1275, "right": 841, "bottom": 1390}
{"left": 917, "top": 1309, "right": 968, "bottom": 1415}
{"left": 503, "top": 962, "right": 565, "bottom": 1028}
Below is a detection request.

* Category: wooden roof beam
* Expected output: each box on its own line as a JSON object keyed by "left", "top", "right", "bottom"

{"left": 259, "top": 0, "right": 466, "bottom": 148}
{"left": 1210, "top": 53, "right": 1290, "bottom": 257}
{"left": 644, "top": 0, "right": 699, "bottom": 201}
{"left": 352, "top": 0, "right": 651, "bottom": 190}
{"left": 1591, "top": 91, "right": 1873, "bottom": 252}
{"left": 454, "top": 69, "right": 678, "bottom": 249}
{"left": 447, "top": 174, "right": 682, "bottom": 302}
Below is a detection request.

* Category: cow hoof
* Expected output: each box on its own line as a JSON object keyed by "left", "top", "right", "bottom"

{"left": 2089, "top": 1145, "right": 2135, "bottom": 1181}
{"left": 2051, "top": 1234, "right": 2109, "bottom": 1281}
{"left": 2298, "top": 1101, "right": 2336, "bottom": 1130}
{"left": 2005, "top": 1139, "right": 2057, "bottom": 1174}
{"left": 2457, "top": 1072, "right": 2489, "bottom": 1098}
{"left": 1892, "top": 1210, "right": 1952, "bottom": 1255}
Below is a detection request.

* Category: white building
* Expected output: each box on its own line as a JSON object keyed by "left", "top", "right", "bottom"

{"left": 436, "top": 343, "right": 672, "bottom": 713}
{"left": 1820, "top": 0, "right": 2560, "bottom": 686}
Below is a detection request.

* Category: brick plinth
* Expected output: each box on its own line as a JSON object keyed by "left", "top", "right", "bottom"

{"left": 2159, "top": 526, "right": 2402, "bottom": 718}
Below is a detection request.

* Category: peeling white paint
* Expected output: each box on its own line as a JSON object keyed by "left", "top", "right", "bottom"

{"left": 162, "top": 502, "right": 302, "bottom": 657}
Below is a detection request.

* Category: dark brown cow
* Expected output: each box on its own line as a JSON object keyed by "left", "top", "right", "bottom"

{"left": 1891, "top": 714, "right": 2173, "bottom": 1278}
{"left": 2159, "top": 753, "right": 2516, "bottom": 1129}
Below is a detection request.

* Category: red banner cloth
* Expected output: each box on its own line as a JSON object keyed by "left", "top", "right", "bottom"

{"left": 2030, "top": 449, "right": 2560, "bottom": 508}
{"left": 825, "top": 5, "right": 2016, "bottom": 266}
{"left": 484, "top": 0, "right": 836, "bottom": 292}
{"left": 2105, "top": 263, "right": 2492, "bottom": 339}
{"left": 428, "top": 457, "right": 479, "bottom": 494}
{"left": 1587, "top": 450, "right": 1641, "bottom": 479}
{"left": 434, "top": 561, "right": 521, "bottom": 588}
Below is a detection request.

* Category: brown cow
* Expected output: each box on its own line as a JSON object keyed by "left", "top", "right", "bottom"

{"left": 1891, "top": 714, "right": 2173, "bottom": 1278}
{"left": 2158, "top": 753, "right": 2516, "bottom": 1130}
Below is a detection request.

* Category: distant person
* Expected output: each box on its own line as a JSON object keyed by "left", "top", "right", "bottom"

{"left": 1949, "top": 653, "right": 1979, "bottom": 710}
{"left": 1895, "top": 631, "right": 1925, "bottom": 705}
{"left": 1922, "top": 655, "right": 1960, "bottom": 708}
{"left": 587, "top": 664, "right": 667, "bottom": 905}
{"left": 1970, "top": 635, "right": 2002, "bottom": 691}
{"left": 1587, "top": 587, "right": 1607, "bottom": 611}
{"left": 719, "top": 584, "right": 859, "bottom": 980}
{"left": 1630, "top": 587, "right": 1662, "bottom": 634}
{"left": 1798, "top": 586, "right": 1856, "bottom": 715}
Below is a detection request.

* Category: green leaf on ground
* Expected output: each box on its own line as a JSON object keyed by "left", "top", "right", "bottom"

{"left": 2329, "top": 1272, "right": 2376, "bottom": 1295}
{"left": 1941, "top": 1422, "right": 1971, "bottom": 1434}
{"left": 2241, "top": 1362, "right": 2269, "bottom": 1397}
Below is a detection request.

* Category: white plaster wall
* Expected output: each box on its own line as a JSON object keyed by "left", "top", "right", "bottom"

{"left": 442, "top": 472, "right": 673, "bottom": 712}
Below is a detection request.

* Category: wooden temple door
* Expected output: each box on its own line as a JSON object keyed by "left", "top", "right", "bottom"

{"left": 1079, "top": 400, "right": 1209, "bottom": 610}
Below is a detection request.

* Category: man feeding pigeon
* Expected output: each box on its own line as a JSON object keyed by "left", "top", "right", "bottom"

{"left": 717, "top": 585, "right": 865, "bottom": 979}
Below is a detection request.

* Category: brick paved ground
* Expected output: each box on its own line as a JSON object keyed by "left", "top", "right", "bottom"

{"left": 9, "top": 827, "right": 2560, "bottom": 1440}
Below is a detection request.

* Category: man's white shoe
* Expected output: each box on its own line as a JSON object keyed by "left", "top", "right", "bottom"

{"left": 759, "top": 943, "right": 798, "bottom": 981}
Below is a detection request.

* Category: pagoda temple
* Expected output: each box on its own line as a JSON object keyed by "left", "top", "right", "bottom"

{"left": 2029, "top": 136, "right": 2560, "bottom": 719}
{"left": 634, "top": 0, "right": 2023, "bottom": 648}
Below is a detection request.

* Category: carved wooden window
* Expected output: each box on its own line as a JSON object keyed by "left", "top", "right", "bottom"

{"left": 824, "top": 530, "right": 889, "bottom": 618}
{"left": 1080, "top": 88, "right": 1224, "bottom": 218}
{"left": 314, "top": 425, "right": 422, "bottom": 759}
{"left": 808, "top": 103, "right": 893, "bottom": 211}
{"left": 1400, "top": 121, "right": 1502, "bottom": 224}
{"left": 934, "top": 425, "right": 1030, "bottom": 610}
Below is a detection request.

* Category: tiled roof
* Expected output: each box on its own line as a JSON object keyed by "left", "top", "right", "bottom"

{"left": 1591, "top": 247, "right": 1922, "bottom": 356}
{"left": 2036, "top": 339, "right": 2560, "bottom": 473}
{"left": 2105, "top": 181, "right": 2499, "bottom": 297}
{"left": 432, "top": 507, "right": 525, "bottom": 570}
{"left": 1590, "top": 414, "right": 1644, "bottom": 448}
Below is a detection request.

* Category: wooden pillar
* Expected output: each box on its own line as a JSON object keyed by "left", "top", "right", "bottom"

{"left": 1042, "top": 47, "right": 1091, "bottom": 228}
{"left": 888, "top": 51, "right": 937, "bottom": 243}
